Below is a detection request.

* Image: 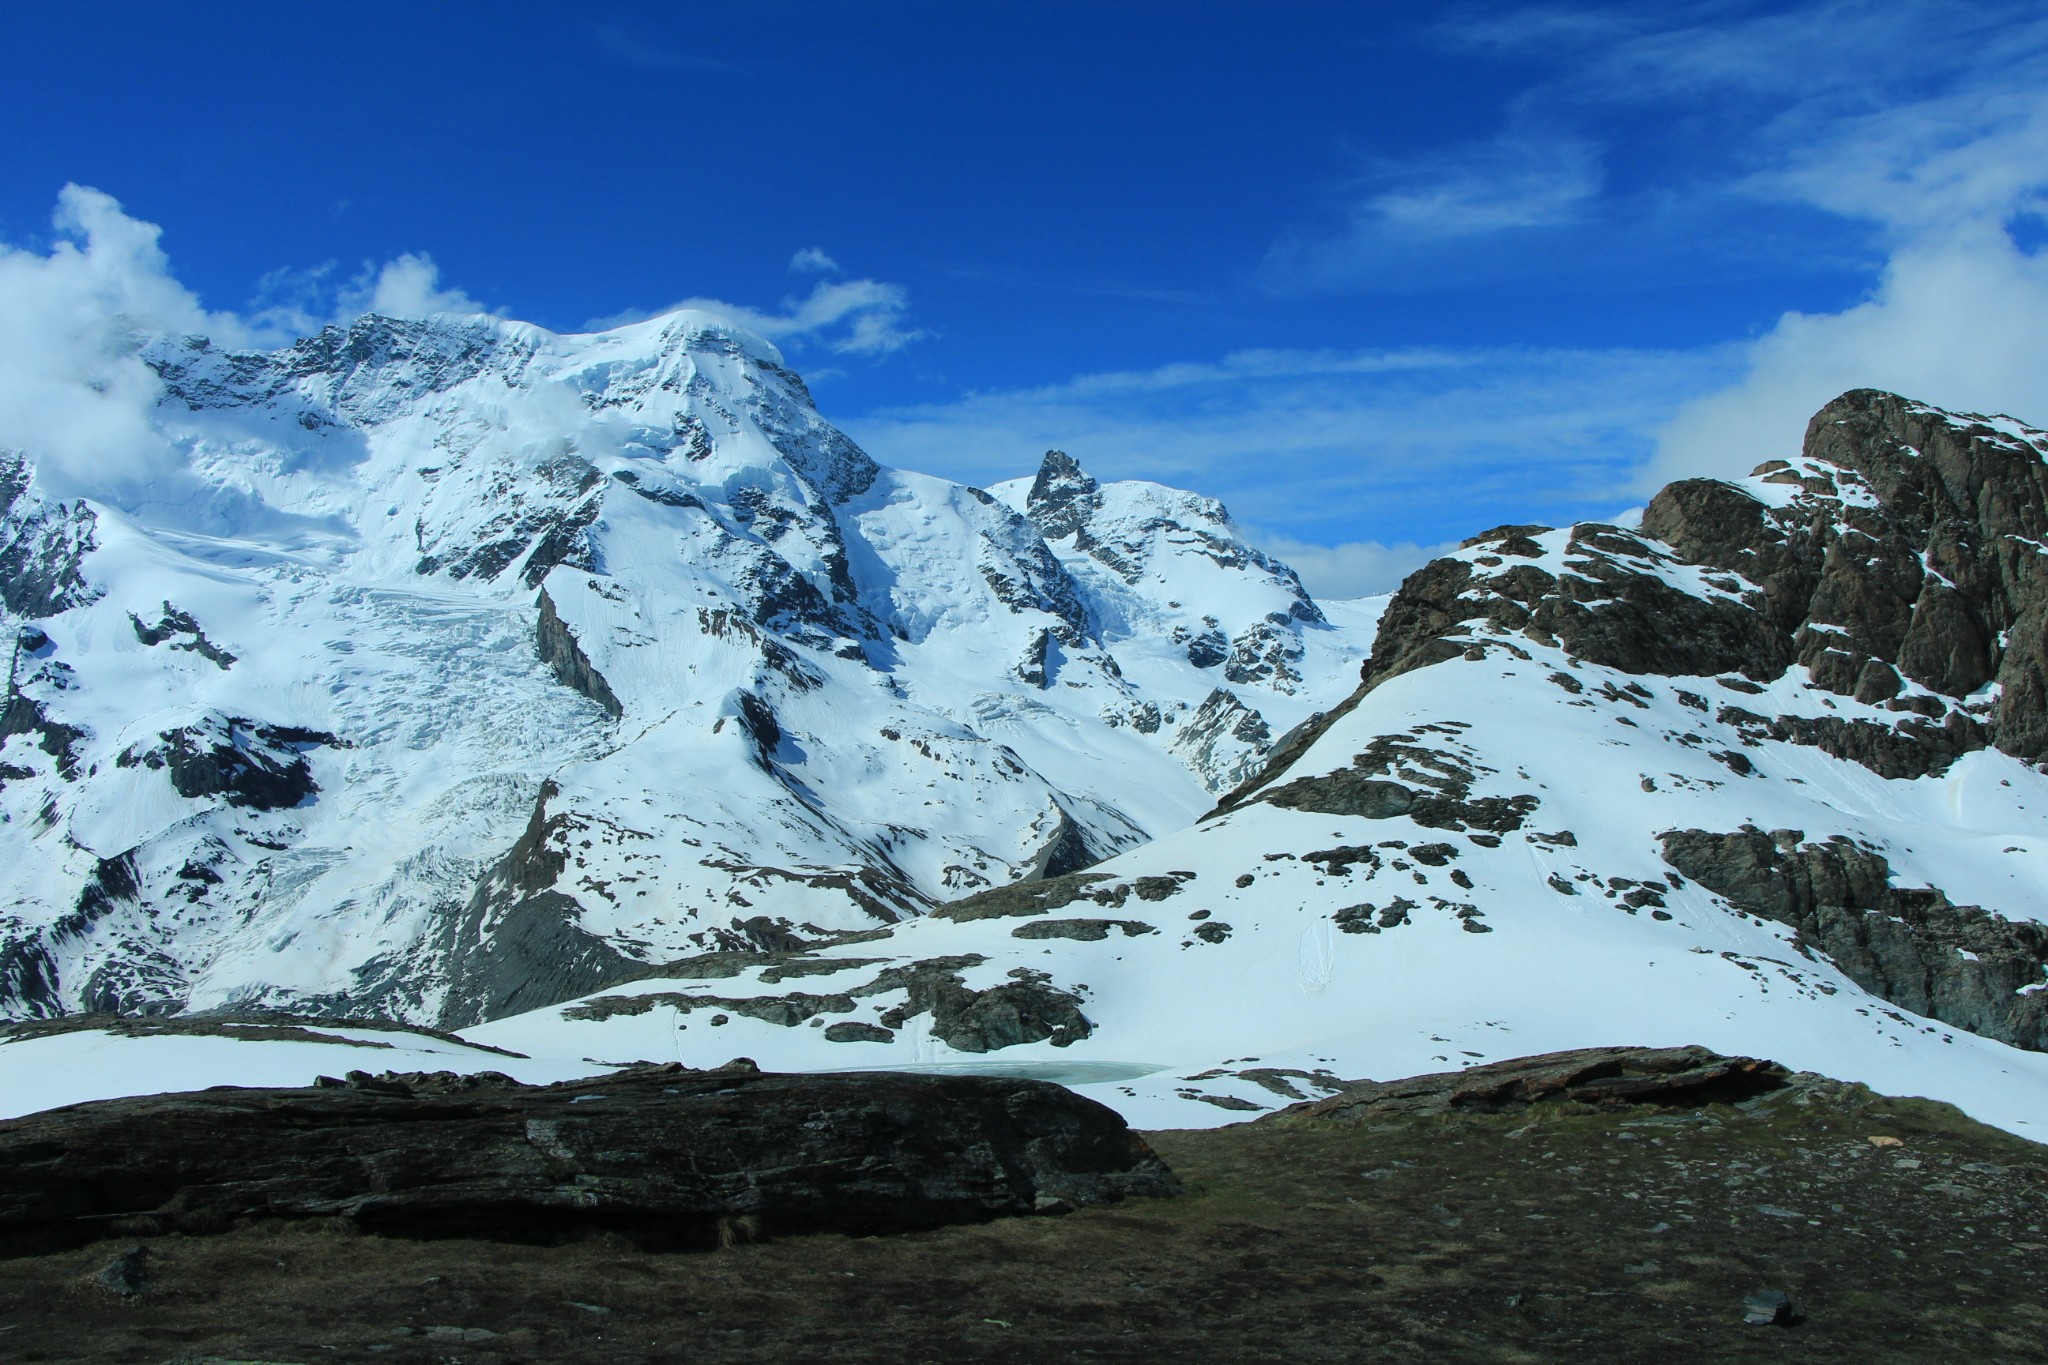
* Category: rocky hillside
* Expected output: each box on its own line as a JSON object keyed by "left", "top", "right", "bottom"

{"left": 0, "top": 311, "right": 1372, "bottom": 1029}
{"left": 443, "top": 390, "right": 2048, "bottom": 1140}
{"left": 4, "top": 1046, "right": 2044, "bottom": 1364}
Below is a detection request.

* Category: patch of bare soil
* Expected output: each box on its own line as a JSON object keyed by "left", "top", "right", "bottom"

{"left": 4, "top": 1081, "right": 2045, "bottom": 1363}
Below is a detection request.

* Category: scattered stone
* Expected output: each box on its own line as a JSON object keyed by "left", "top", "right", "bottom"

{"left": 1742, "top": 1289, "right": 1794, "bottom": 1326}
{"left": 93, "top": 1245, "right": 149, "bottom": 1297}
{"left": 821, "top": 1021, "right": 893, "bottom": 1044}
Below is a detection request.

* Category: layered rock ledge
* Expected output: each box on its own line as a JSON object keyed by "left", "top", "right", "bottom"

{"left": 0, "top": 1064, "right": 1179, "bottom": 1253}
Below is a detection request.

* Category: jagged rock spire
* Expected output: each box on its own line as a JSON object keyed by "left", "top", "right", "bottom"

{"left": 1026, "top": 450, "right": 1102, "bottom": 541}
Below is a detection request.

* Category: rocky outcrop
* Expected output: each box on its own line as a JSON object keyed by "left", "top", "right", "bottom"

{"left": 0, "top": 1064, "right": 1179, "bottom": 1252}
{"left": 1660, "top": 827, "right": 2048, "bottom": 1051}
{"left": 1167, "top": 687, "right": 1274, "bottom": 793}
{"left": 1024, "top": 450, "right": 1102, "bottom": 541}
{"left": 1250, "top": 727, "right": 1541, "bottom": 834}
{"left": 1648, "top": 392, "right": 2048, "bottom": 762}
{"left": 535, "top": 588, "right": 623, "bottom": 719}
{"left": 129, "top": 602, "right": 236, "bottom": 669}
{"left": 114, "top": 716, "right": 332, "bottom": 811}
{"left": 563, "top": 951, "right": 1094, "bottom": 1054}
{"left": 1295, "top": 392, "right": 2048, "bottom": 784}
{"left": 1023, "top": 804, "right": 1104, "bottom": 879}
{"left": 0, "top": 450, "right": 100, "bottom": 620}
{"left": 1268, "top": 1045, "right": 1791, "bottom": 1124}
{"left": 1222, "top": 616, "right": 1306, "bottom": 692}
{"left": 433, "top": 783, "right": 641, "bottom": 1029}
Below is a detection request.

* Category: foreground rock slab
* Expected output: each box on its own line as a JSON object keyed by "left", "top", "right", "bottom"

{"left": 1268, "top": 1044, "right": 1792, "bottom": 1123}
{"left": 0, "top": 1064, "right": 1178, "bottom": 1252}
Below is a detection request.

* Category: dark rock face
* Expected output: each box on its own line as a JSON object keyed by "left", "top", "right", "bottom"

{"left": 0, "top": 1065, "right": 1179, "bottom": 1253}
{"left": 0, "top": 692, "right": 85, "bottom": 783}
{"left": 1024, "top": 805, "right": 1105, "bottom": 880}
{"left": 434, "top": 783, "right": 642, "bottom": 1029}
{"left": 0, "top": 450, "right": 101, "bottom": 620}
{"left": 534, "top": 588, "right": 623, "bottom": 719}
{"left": 0, "top": 932, "right": 60, "bottom": 1018}
{"left": 1660, "top": 828, "right": 2048, "bottom": 1051}
{"left": 1269, "top": 1045, "right": 1791, "bottom": 1124}
{"left": 114, "top": 716, "right": 333, "bottom": 811}
{"left": 1025, "top": 450, "right": 1102, "bottom": 542}
{"left": 1010, "top": 918, "right": 1157, "bottom": 941}
{"left": 564, "top": 952, "right": 1094, "bottom": 1055}
{"left": 129, "top": 601, "right": 236, "bottom": 669}
{"left": 1251, "top": 728, "right": 1540, "bottom": 834}
{"left": 415, "top": 451, "right": 606, "bottom": 589}
{"left": 1641, "top": 391, "right": 2048, "bottom": 764}
{"left": 1222, "top": 616, "right": 1306, "bottom": 692}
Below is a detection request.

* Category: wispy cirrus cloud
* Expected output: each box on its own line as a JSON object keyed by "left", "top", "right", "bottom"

{"left": 1264, "top": 134, "right": 1604, "bottom": 290}
{"left": 592, "top": 23, "right": 746, "bottom": 74}
{"left": 586, "top": 272, "right": 927, "bottom": 358}
{"left": 1266, "top": 1, "right": 2048, "bottom": 488}
{"left": 846, "top": 341, "right": 1736, "bottom": 594}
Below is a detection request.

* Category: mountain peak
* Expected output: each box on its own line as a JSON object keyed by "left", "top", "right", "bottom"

{"left": 1026, "top": 450, "right": 1101, "bottom": 541}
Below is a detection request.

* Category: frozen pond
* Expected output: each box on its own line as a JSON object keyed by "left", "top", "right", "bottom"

{"left": 817, "top": 1060, "right": 1168, "bottom": 1086}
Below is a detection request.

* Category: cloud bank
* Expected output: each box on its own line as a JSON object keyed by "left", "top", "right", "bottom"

{"left": 586, "top": 276, "right": 926, "bottom": 358}
{"left": 0, "top": 187, "right": 508, "bottom": 502}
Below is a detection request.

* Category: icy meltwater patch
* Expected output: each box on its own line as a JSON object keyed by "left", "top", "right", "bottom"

{"left": 817, "top": 1059, "right": 1168, "bottom": 1086}
{"left": 0, "top": 1027, "right": 609, "bottom": 1120}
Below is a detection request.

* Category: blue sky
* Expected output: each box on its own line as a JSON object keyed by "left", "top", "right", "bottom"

{"left": 5, "top": 1, "right": 2048, "bottom": 593}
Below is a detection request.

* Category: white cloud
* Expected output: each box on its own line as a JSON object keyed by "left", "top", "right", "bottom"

{"left": 1265, "top": 135, "right": 1603, "bottom": 289}
{"left": 346, "top": 252, "right": 495, "bottom": 321}
{"left": 1648, "top": 225, "right": 2048, "bottom": 485}
{"left": 789, "top": 247, "right": 841, "bottom": 274}
{"left": 1605, "top": 4, "right": 2048, "bottom": 482}
{"left": 1249, "top": 531, "right": 1456, "bottom": 599}
{"left": 0, "top": 185, "right": 240, "bottom": 494}
{"left": 588, "top": 276, "right": 926, "bottom": 356}
{"left": 0, "top": 186, "right": 508, "bottom": 506}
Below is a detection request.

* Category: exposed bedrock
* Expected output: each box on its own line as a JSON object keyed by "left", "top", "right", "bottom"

{"left": 1642, "top": 391, "right": 2048, "bottom": 762}
{"left": 114, "top": 716, "right": 334, "bottom": 811}
{"left": 433, "top": 782, "right": 640, "bottom": 1030}
{"left": 1261, "top": 391, "right": 2048, "bottom": 792}
{"left": 1660, "top": 827, "right": 2048, "bottom": 1051}
{"left": 0, "top": 1065, "right": 1180, "bottom": 1253}
{"left": 0, "top": 450, "right": 101, "bottom": 619}
{"left": 1268, "top": 1045, "right": 1792, "bottom": 1125}
{"left": 534, "top": 588, "right": 623, "bottom": 719}
{"left": 563, "top": 950, "right": 1093, "bottom": 1054}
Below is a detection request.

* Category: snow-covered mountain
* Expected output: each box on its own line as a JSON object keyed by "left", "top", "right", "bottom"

{"left": 8, "top": 308, "right": 2048, "bottom": 1148}
{"left": 442, "top": 390, "right": 2048, "bottom": 1139}
{"left": 0, "top": 311, "right": 1371, "bottom": 1027}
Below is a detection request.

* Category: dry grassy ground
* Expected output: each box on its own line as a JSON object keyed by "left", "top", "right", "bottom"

{"left": 4, "top": 1084, "right": 2045, "bottom": 1364}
